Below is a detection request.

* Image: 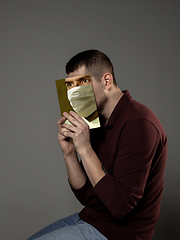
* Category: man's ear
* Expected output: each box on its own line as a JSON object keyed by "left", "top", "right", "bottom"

{"left": 102, "top": 73, "right": 113, "bottom": 90}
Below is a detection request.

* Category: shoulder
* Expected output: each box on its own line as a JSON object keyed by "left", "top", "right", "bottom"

{"left": 121, "top": 97, "right": 164, "bottom": 135}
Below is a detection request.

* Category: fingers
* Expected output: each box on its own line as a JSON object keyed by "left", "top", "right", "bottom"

{"left": 62, "top": 122, "right": 75, "bottom": 132}
{"left": 57, "top": 116, "right": 66, "bottom": 128}
{"left": 57, "top": 116, "right": 68, "bottom": 141}
{"left": 63, "top": 111, "right": 86, "bottom": 127}
{"left": 57, "top": 111, "right": 89, "bottom": 144}
{"left": 69, "top": 111, "right": 85, "bottom": 123}
{"left": 57, "top": 128, "right": 70, "bottom": 145}
{"left": 62, "top": 129, "right": 74, "bottom": 139}
{"left": 59, "top": 127, "right": 68, "bottom": 136}
{"left": 63, "top": 112, "right": 78, "bottom": 127}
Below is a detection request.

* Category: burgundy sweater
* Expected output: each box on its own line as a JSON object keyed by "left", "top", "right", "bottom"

{"left": 71, "top": 90, "right": 167, "bottom": 240}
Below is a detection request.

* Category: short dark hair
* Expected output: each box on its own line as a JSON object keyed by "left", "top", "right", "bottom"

{"left": 66, "top": 49, "right": 117, "bottom": 86}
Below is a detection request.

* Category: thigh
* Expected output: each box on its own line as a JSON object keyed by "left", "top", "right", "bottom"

{"left": 30, "top": 224, "right": 85, "bottom": 240}
{"left": 27, "top": 213, "right": 80, "bottom": 240}
{"left": 32, "top": 221, "right": 107, "bottom": 240}
{"left": 78, "top": 221, "right": 108, "bottom": 240}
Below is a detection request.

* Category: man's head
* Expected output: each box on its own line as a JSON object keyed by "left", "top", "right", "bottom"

{"left": 65, "top": 49, "right": 117, "bottom": 87}
{"left": 65, "top": 50, "right": 123, "bottom": 120}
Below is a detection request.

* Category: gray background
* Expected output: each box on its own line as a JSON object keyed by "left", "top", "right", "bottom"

{"left": 0, "top": 1, "right": 179, "bottom": 239}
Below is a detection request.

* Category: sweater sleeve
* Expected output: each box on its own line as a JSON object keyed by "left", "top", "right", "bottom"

{"left": 69, "top": 177, "right": 93, "bottom": 206}
{"left": 92, "top": 119, "right": 160, "bottom": 219}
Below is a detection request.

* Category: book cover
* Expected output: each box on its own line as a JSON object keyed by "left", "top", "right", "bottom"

{"left": 55, "top": 74, "right": 100, "bottom": 129}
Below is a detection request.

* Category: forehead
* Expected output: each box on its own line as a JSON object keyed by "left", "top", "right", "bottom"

{"left": 65, "top": 74, "right": 91, "bottom": 82}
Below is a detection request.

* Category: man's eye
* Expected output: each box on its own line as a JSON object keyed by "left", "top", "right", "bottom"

{"left": 82, "top": 79, "right": 89, "bottom": 83}
{"left": 67, "top": 83, "right": 73, "bottom": 88}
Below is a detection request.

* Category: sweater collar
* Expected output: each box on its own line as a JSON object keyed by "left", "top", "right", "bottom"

{"left": 100, "top": 90, "right": 132, "bottom": 128}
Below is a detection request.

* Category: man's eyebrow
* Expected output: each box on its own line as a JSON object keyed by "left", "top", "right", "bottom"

{"left": 65, "top": 80, "right": 73, "bottom": 83}
{"left": 64, "top": 75, "right": 91, "bottom": 82}
{"left": 78, "top": 75, "right": 91, "bottom": 80}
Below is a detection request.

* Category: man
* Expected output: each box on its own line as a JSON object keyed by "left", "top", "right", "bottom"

{"left": 27, "top": 50, "right": 167, "bottom": 240}
{"left": 64, "top": 74, "right": 100, "bottom": 128}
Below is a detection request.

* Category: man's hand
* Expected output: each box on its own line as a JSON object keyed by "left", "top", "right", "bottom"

{"left": 61, "top": 111, "right": 91, "bottom": 155}
{"left": 60, "top": 111, "right": 105, "bottom": 187}
{"left": 57, "top": 114, "right": 88, "bottom": 190}
{"left": 57, "top": 116, "right": 76, "bottom": 157}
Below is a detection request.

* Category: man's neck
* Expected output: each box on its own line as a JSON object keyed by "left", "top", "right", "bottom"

{"left": 103, "top": 88, "right": 124, "bottom": 123}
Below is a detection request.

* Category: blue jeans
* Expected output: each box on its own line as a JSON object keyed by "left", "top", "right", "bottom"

{"left": 27, "top": 212, "right": 107, "bottom": 240}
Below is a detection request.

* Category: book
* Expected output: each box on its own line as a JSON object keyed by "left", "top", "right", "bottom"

{"left": 55, "top": 74, "right": 100, "bottom": 129}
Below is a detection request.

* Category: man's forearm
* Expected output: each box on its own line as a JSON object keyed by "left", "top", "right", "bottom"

{"left": 78, "top": 146, "right": 106, "bottom": 187}
{"left": 64, "top": 152, "right": 87, "bottom": 190}
{"left": 61, "top": 111, "right": 105, "bottom": 188}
